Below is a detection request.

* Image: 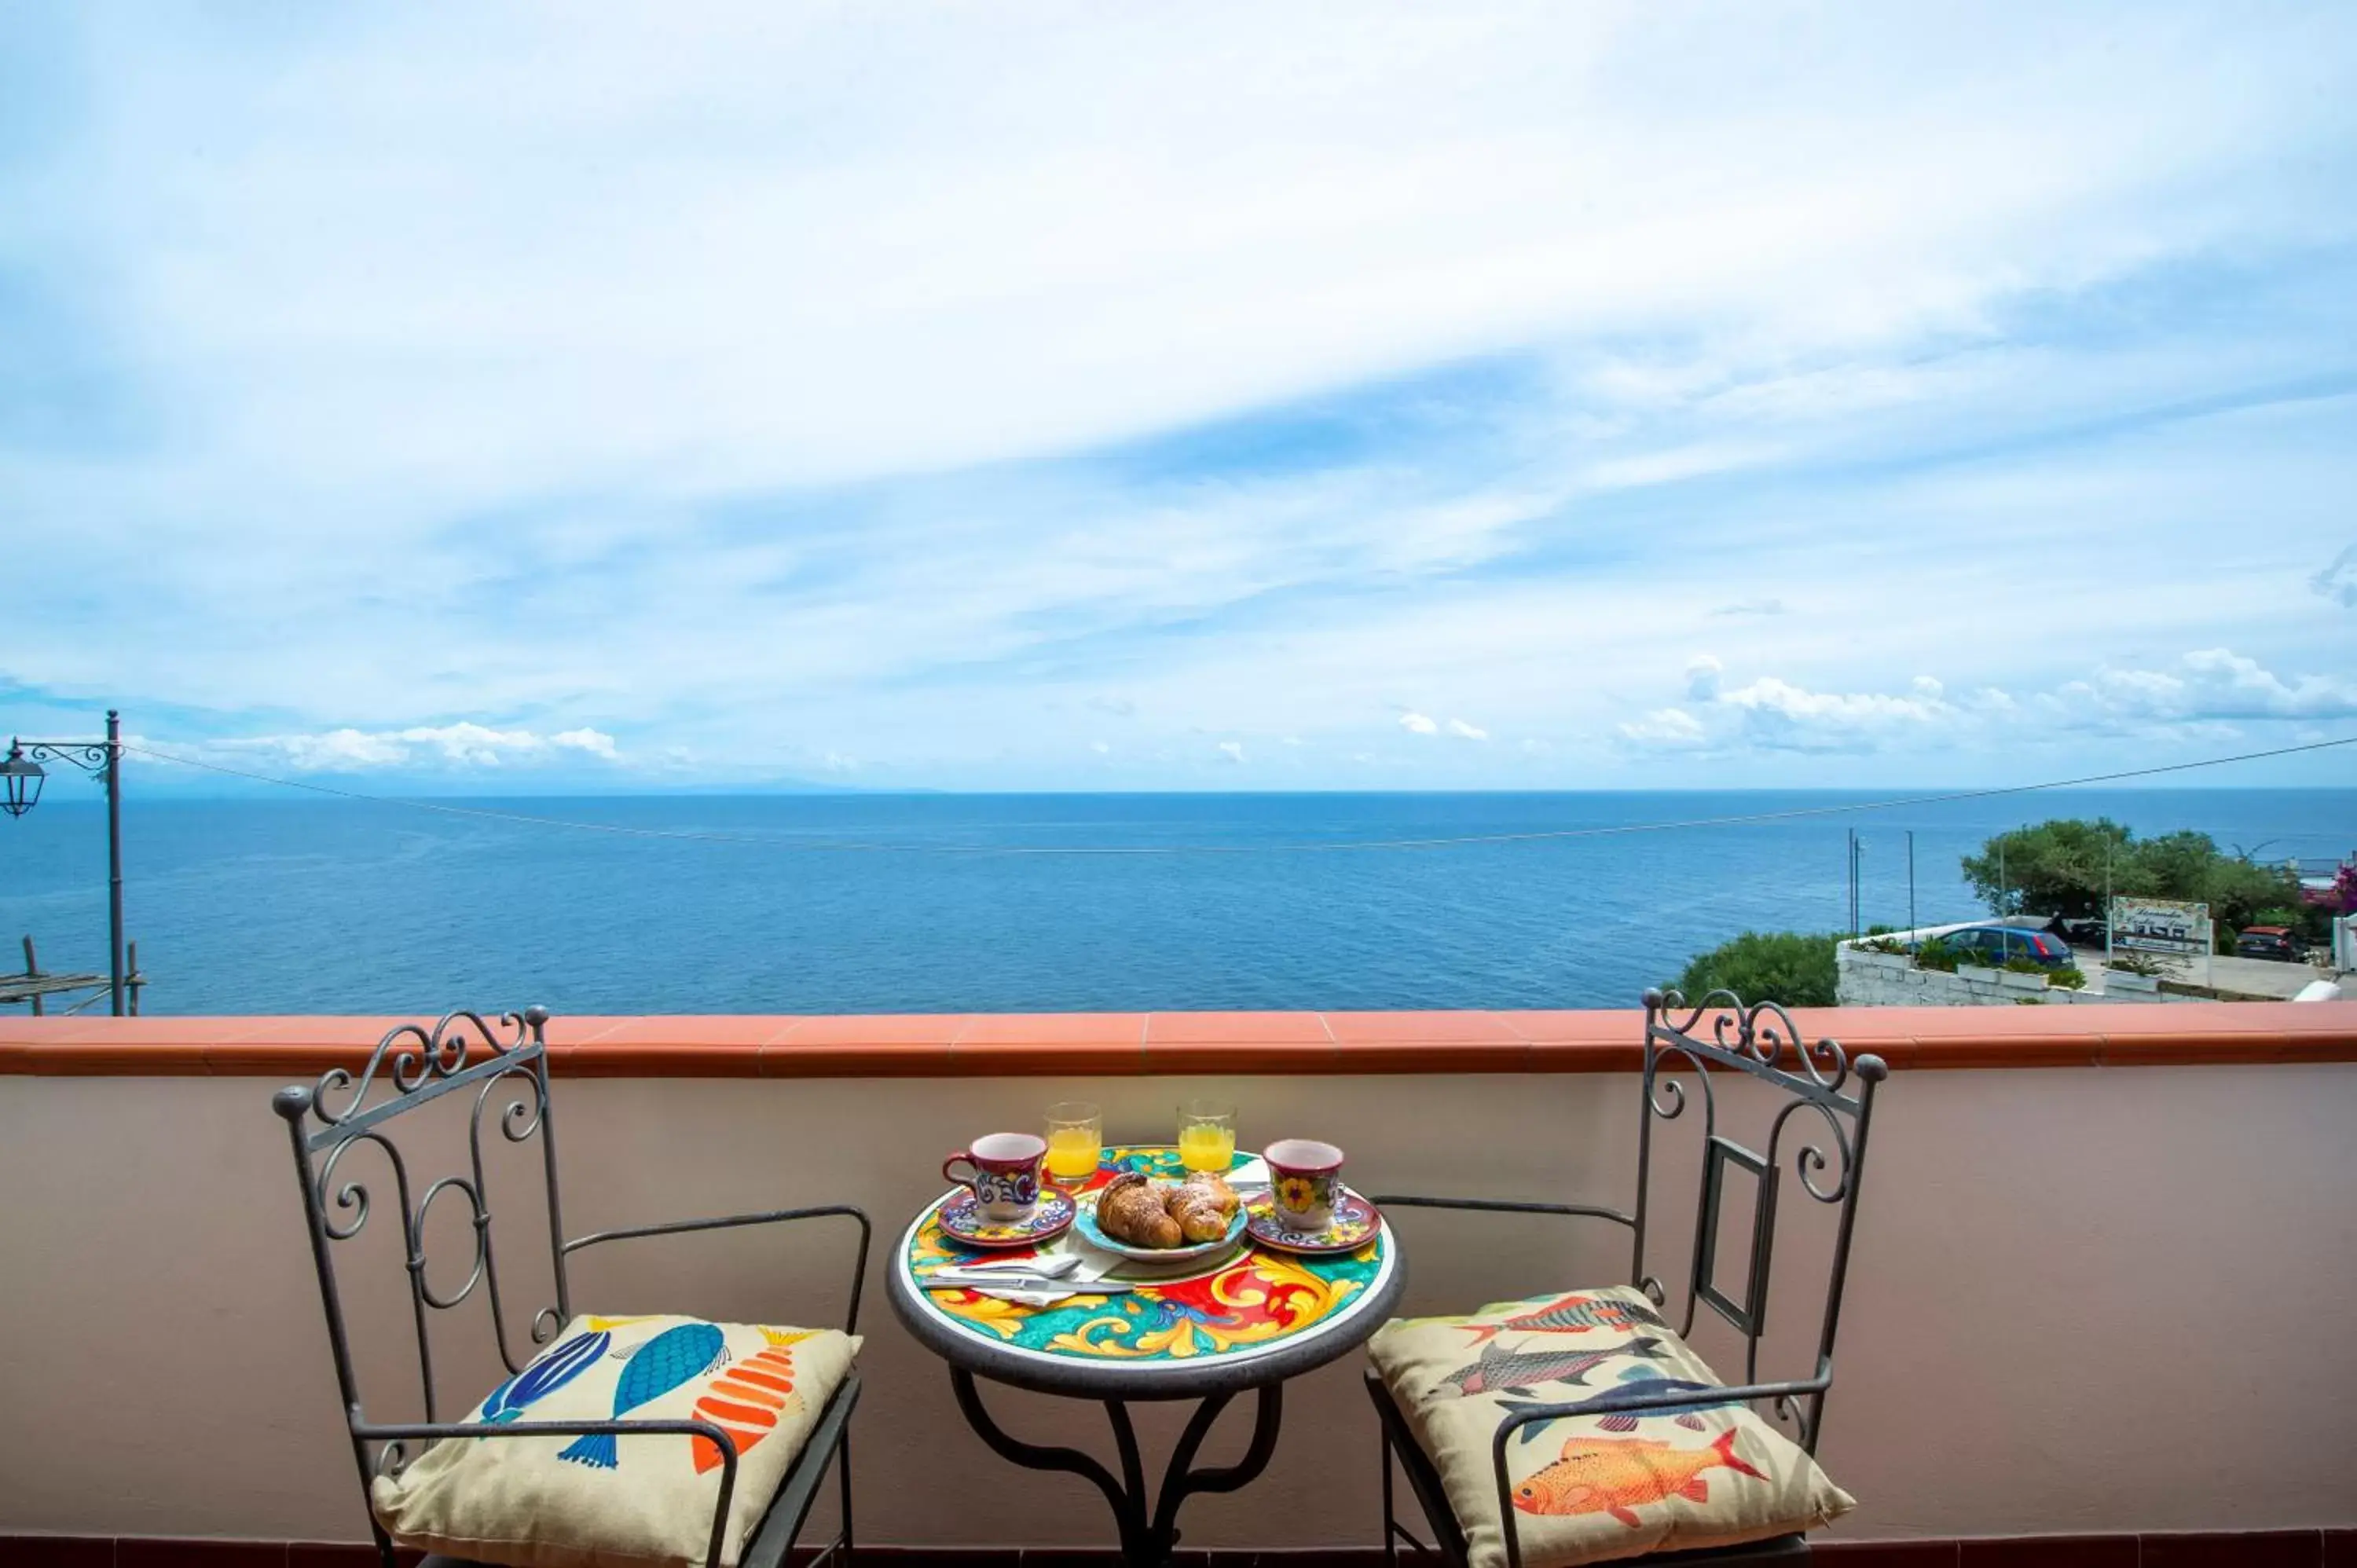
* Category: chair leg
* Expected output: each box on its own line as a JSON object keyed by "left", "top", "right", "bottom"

{"left": 836, "top": 1429, "right": 855, "bottom": 1564}
{"left": 1379, "top": 1416, "right": 1398, "bottom": 1567}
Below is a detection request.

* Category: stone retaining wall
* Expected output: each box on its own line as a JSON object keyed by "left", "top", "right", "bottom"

{"left": 1836, "top": 943, "right": 2132, "bottom": 1006}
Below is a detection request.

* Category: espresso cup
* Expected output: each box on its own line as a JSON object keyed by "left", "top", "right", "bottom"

{"left": 1264, "top": 1138, "right": 1345, "bottom": 1231}
{"left": 943, "top": 1132, "right": 1048, "bottom": 1222}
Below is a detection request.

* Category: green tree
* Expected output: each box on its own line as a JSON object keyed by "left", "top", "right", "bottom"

{"left": 2176, "top": 848, "right": 2304, "bottom": 938}
{"left": 1960, "top": 819, "right": 2300, "bottom": 929}
{"left": 1667, "top": 930, "right": 1842, "bottom": 1009}
{"left": 1959, "top": 818, "right": 2139, "bottom": 919}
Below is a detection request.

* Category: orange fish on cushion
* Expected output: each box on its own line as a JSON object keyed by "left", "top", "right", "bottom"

{"left": 1512, "top": 1428, "right": 1765, "bottom": 1526}
{"left": 689, "top": 1329, "right": 816, "bottom": 1475}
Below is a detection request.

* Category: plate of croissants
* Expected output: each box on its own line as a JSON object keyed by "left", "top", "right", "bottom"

{"left": 1075, "top": 1169, "right": 1248, "bottom": 1262}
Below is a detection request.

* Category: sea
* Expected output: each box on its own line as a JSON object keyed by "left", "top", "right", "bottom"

{"left": 1, "top": 790, "right": 2348, "bottom": 1016}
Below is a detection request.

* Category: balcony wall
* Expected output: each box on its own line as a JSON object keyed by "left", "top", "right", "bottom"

{"left": 3, "top": 1004, "right": 2355, "bottom": 1552}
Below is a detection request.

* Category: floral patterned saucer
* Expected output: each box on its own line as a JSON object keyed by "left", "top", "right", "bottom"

{"left": 1244, "top": 1189, "right": 1381, "bottom": 1255}
{"left": 938, "top": 1187, "right": 1077, "bottom": 1249}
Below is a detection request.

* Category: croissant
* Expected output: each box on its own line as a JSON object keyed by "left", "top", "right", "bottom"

{"left": 1179, "top": 1172, "right": 1240, "bottom": 1219}
{"left": 1168, "top": 1186, "right": 1230, "bottom": 1244}
{"left": 1097, "top": 1172, "right": 1182, "bottom": 1248}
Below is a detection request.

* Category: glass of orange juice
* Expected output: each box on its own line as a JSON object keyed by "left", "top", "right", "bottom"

{"left": 1175, "top": 1098, "right": 1237, "bottom": 1172}
{"left": 1043, "top": 1101, "right": 1103, "bottom": 1183}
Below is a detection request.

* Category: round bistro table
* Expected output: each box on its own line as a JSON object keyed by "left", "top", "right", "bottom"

{"left": 886, "top": 1145, "right": 1406, "bottom": 1566}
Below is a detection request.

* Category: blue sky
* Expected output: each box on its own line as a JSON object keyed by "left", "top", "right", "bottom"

{"left": 3, "top": 2, "right": 2354, "bottom": 793}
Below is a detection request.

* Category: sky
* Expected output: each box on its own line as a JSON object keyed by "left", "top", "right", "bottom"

{"left": 3, "top": 2, "right": 2355, "bottom": 794}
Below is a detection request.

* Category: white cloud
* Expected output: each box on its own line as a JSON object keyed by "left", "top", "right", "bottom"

{"left": 1621, "top": 647, "right": 2355, "bottom": 759}
{"left": 207, "top": 723, "right": 624, "bottom": 772}
{"left": 1398, "top": 712, "right": 1439, "bottom": 735}
{"left": 276, "top": 729, "right": 410, "bottom": 770}
{"left": 1089, "top": 740, "right": 1112, "bottom": 755}
{"left": 2046, "top": 648, "right": 2357, "bottom": 725}
{"left": 1582, "top": 442, "right": 1785, "bottom": 492}
{"left": 1445, "top": 718, "right": 1490, "bottom": 741}
{"left": 1216, "top": 740, "right": 1246, "bottom": 764}
{"left": 2313, "top": 545, "right": 2357, "bottom": 609}
{"left": 1684, "top": 656, "right": 1724, "bottom": 702}
{"left": 821, "top": 750, "right": 859, "bottom": 772}
{"left": 550, "top": 727, "right": 620, "bottom": 760}
{"left": 1717, "top": 676, "right": 1952, "bottom": 752}
{"left": 1618, "top": 708, "right": 1710, "bottom": 748}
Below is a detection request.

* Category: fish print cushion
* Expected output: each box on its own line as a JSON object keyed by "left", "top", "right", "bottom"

{"left": 372, "top": 1313, "right": 859, "bottom": 1568}
{"left": 1367, "top": 1285, "right": 1852, "bottom": 1568}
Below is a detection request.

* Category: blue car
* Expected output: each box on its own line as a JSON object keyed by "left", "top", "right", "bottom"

{"left": 1939, "top": 925, "right": 2076, "bottom": 967}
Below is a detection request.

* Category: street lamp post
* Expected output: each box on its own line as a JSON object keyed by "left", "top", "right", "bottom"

{"left": 2, "top": 709, "right": 127, "bottom": 1016}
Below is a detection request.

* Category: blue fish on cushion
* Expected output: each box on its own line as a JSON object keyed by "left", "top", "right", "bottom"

{"left": 478, "top": 1330, "right": 610, "bottom": 1424}
{"left": 1510, "top": 1366, "right": 1742, "bottom": 1445}
{"left": 559, "top": 1323, "right": 728, "bottom": 1470}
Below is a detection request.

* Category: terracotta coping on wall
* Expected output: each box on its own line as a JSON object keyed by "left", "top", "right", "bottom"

{"left": 2, "top": 1002, "right": 2353, "bottom": 1078}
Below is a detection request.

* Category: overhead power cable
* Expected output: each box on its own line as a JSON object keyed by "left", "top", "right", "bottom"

{"left": 104, "top": 732, "right": 2357, "bottom": 857}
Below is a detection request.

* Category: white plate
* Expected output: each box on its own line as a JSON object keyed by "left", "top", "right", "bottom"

{"left": 1073, "top": 1187, "right": 1248, "bottom": 1263}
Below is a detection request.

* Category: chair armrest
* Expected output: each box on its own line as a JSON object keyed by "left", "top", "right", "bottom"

{"left": 358, "top": 1414, "right": 744, "bottom": 1568}
{"left": 1484, "top": 1376, "right": 1829, "bottom": 1568}
{"left": 563, "top": 1204, "right": 872, "bottom": 1333}
{"left": 1369, "top": 1193, "right": 1635, "bottom": 1229}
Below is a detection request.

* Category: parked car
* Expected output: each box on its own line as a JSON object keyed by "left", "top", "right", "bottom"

{"left": 1939, "top": 925, "right": 2077, "bottom": 968}
{"left": 2234, "top": 925, "right": 2304, "bottom": 962}
{"left": 2051, "top": 915, "right": 2110, "bottom": 949}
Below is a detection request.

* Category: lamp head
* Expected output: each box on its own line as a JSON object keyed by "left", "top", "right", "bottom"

{"left": 0, "top": 741, "right": 44, "bottom": 818}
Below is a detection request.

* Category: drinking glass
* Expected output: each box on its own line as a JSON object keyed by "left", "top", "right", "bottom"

{"left": 1175, "top": 1098, "right": 1237, "bottom": 1172}
{"left": 1043, "top": 1101, "right": 1103, "bottom": 1182}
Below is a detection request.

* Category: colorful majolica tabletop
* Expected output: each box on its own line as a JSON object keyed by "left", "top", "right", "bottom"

{"left": 888, "top": 1145, "right": 1405, "bottom": 1398}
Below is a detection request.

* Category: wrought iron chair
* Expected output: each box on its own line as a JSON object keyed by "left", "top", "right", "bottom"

{"left": 1365, "top": 988, "right": 1888, "bottom": 1568}
{"left": 273, "top": 1007, "right": 870, "bottom": 1568}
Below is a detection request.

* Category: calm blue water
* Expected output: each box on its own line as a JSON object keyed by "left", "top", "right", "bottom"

{"left": 0, "top": 790, "right": 2347, "bottom": 1014}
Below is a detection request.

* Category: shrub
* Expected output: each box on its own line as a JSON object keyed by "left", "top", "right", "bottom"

{"left": 1858, "top": 936, "right": 1909, "bottom": 955}
{"left": 2109, "top": 951, "right": 2165, "bottom": 977}
{"left": 2001, "top": 955, "right": 2049, "bottom": 976}
{"left": 1667, "top": 931, "right": 1842, "bottom": 1009}
{"left": 2252, "top": 904, "right": 2330, "bottom": 942}
{"left": 1914, "top": 938, "right": 1960, "bottom": 973}
{"left": 2049, "top": 964, "right": 2088, "bottom": 990}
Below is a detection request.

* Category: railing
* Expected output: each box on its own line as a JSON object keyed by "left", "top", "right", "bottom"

{"left": 0, "top": 933, "right": 147, "bottom": 1016}
{"left": 2, "top": 1002, "right": 2353, "bottom": 1551}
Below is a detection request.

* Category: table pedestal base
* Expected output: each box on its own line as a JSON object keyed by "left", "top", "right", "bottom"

{"left": 948, "top": 1368, "right": 1283, "bottom": 1566}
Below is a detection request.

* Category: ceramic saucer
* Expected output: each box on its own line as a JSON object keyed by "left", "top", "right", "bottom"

{"left": 938, "top": 1187, "right": 1076, "bottom": 1249}
{"left": 1244, "top": 1189, "right": 1381, "bottom": 1255}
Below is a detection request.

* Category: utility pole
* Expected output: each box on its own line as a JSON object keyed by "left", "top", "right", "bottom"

{"left": 1907, "top": 830, "right": 1916, "bottom": 947}
{"left": 104, "top": 709, "right": 123, "bottom": 1015}
{"left": 2112, "top": 839, "right": 2131, "bottom": 962}
{"left": 1847, "top": 830, "right": 1865, "bottom": 937}
{"left": 1846, "top": 829, "right": 1854, "bottom": 936}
